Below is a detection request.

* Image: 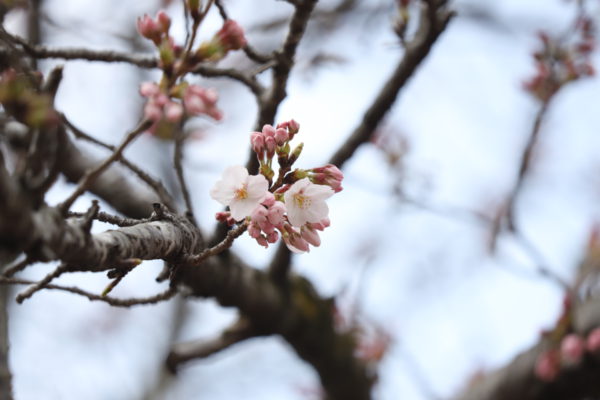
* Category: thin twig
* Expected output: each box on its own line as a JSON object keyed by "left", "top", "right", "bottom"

{"left": 15, "top": 263, "right": 68, "bottom": 303}
{"left": 166, "top": 318, "right": 258, "bottom": 372}
{"left": 59, "top": 118, "right": 152, "bottom": 213}
{"left": 504, "top": 100, "right": 551, "bottom": 229}
{"left": 186, "top": 222, "right": 248, "bottom": 266}
{"left": 61, "top": 114, "right": 176, "bottom": 210}
{"left": 2, "top": 256, "right": 33, "bottom": 278}
{"left": 328, "top": 2, "right": 454, "bottom": 168}
{"left": 173, "top": 131, "right": 197, "bottom": 226}
{"left": 192, "top": 64, "right": 264, "bottom": 96}
{"left": 0, "top": 276, "right": 177, "bottom": 307}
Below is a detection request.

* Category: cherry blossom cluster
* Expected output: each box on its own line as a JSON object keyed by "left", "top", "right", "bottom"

{"left": 135, "top": 7, "right": 247, "bottom": 138}
{"left": 535, "top": 328, "right": 600, "bottom": 381}
{"left": 524, "top": 15, "right": 596, "bottom": 102}
{"left": 210, "top": 120, "right": 344, "bottom": 253}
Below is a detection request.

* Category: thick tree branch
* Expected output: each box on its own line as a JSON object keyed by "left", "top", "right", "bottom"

{"left": 454, "top": 296, "right": 600, "bottom": 400}
{"left": 175, "top": 258, "right": 374, "bottom": 400}
{"left": 0, "top": 285, "right": 11, "bottom": 400}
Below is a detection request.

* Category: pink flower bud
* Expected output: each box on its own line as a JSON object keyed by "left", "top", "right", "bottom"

{"left": 250, "top": 206, "right": 268, "bottom": 225}
{"left": 311, "top": 218, "right": 330, "bottom": 231}
{"left": 262, "top": 192, "right": 275, "bottom": 207}
{"left": 248, "top": 222, "right": 262, "bottom": 239}
{"left": 262, "top": 124, "right": 276, "bottom": 138}
{"left": 265, "top": 136, "right": 276, "bottom": 158}
{"left": 274, "top": 128, "right": 288, "bottom": 146}
{"left": 266, "top": 231, "right": 279, "bottom": 243}
{"left": 267, "top": 202, "right": 286, "bottom": 226}
{"left": 183, "top": 85, "right": 223, "bottom": 121}
{"left": 215, "top": 211, "right": 231, "bottom": 222}
{"left": 164, "top": 101, "right": 184, "bottom": 122}
{"left": 154, "top": 93, "right": 169, "bottom": 107}
{"left": 156, "top": 10, "right": 171, "bottom": 33}
{"left": 256, "top": 235, "right": 269, "bottom": 247}
{"left": 301, "top": 226, "right": 321, "bottom": 247}
{"left": 144, "top": 101, "right": 163, "bottom": 122}
{"left": 560, "top": 334, "right": 585, "bottom": 364}
{"left": 277, "top": 119, "right": 300, "bottom": 138}
{"left": 311, "top": 164, "right": 344, "bottom": 192}
{"left": 534, "top": 350, "right": 560, "bottom": 382}
{"left": 587, "top": 328, "right": 600, "bottom": 353}
{"left": 139, "top": 82, "right": 160, "bottom": 97}
{"left": 137, "top": 14, "right": 160, "bottom": 41}
{"left": 250, "top": 132, "right": 265, "bottom": 155}
{"left": 216, "top": 20, "right": 247, "bottom": 51}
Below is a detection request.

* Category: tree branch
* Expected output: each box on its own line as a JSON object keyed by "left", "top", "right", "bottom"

{"left": 329, "top": 1, "right": 454, "bottom": 168}
{"left": 454, "top": 297, "right": 600, "bottom": 400}
{"left": 59, "top": 118, "right": 152, "bottom": 213}
{"left": 0, "top": 276, "right": 176, "bottom": 307}
{"left": 166, "top": 318, "right": 260, "bottom": 373}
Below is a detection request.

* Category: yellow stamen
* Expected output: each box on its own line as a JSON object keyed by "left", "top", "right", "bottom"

{"left": 235, "top": 184, "right": 248, "bottom": 200}
{"left": 293, "top": 193, "right": 311, "bottom": 209}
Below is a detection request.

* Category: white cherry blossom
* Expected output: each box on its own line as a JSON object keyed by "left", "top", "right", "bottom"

{"left": 210, "top": 165, "right": 268, "bottom": 221}
{"left": 284, "top": 178, "right": 334, "bottom": 227}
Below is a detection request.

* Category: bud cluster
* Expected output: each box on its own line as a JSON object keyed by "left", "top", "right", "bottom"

{"left": 524, "top": 15, "right": 596, "bottom": 102}
{"left": 135, "top": 6, "right": 247, "bottom": 138}
{"left": 139, "top": 81, "right": 222, "bottom": 138}
{"left": 535, "top": 328, "right": 600, "bottom": 382}
{"left": 210, "top": 121, "right": 344, "bottom": 253}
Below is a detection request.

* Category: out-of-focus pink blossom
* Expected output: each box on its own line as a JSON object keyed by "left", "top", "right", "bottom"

{"left": 156, "top": 10, "right": 171, "bottom": 33}
{"left": 143, "top": 101, "right": 163, "bottom": 122}
{"left": 560, "top": 334, "right": 585, "bottom": 364}
{"left": 164, "top": 101, "right": 184, "bottom": 122}
{"left": 137, "top": 11, "right": 170, "bottom": 44}
{"left": 586, "top": 328, "right": 600, "bottom": 353}
{"left": 266, "top": 231, "right": 279, "bottom": 243}
{"left": 183, "top": 85, "right": 223, "bottom": 121}
{"left": 534, "top": 350, "right": 560, "bottom": 382}
{"left": 216, "top": 20, "right": 247, "bottom": 51}
{"left": 139, "top": 82, "right": 160, "bottom": 97}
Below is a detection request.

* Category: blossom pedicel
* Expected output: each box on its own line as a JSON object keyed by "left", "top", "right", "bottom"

{"left": 210, "top": 121, "right": 343, "bottom": 253}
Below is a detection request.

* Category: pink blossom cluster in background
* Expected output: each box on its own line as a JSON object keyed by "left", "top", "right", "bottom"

{"left": 535, "top": 328, "right": 600, "bottom": 381}
{"left": 135, "top": 10, "right": 247, "bottom": 138}
{"left": 210, "top": 121, "right": 344, "bottom": 253}
{"left": 524, "top": 14, "right": 596, "bottom": 102}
